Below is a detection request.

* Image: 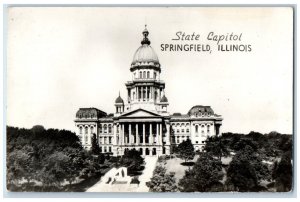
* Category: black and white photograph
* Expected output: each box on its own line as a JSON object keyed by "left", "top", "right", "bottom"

{"left": 4, "top": 6, "right": 294, "bottom": 194}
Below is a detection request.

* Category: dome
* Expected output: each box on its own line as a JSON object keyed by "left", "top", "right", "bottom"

{"left": 131, "top": 26, "right": 160, "bottom": 68}
{"left": 160, "top": 95, "right": 168, "bottom": 103}
{"left": 115, "top": 95, "right": 124, "bottom": 104}
{"left": 132, "top": 45, "right": 159, "bottom": 65}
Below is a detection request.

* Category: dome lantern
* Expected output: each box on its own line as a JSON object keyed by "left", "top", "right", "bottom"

{"left": 141, "top": 25, "right": 151, "bottom": 45}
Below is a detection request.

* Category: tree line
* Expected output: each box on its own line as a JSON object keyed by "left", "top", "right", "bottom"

{"left": 6, "top": 125, "right": 107, "bottom": 191}
{"left": 147, "top": 131, "right": 292, "bottom": 192}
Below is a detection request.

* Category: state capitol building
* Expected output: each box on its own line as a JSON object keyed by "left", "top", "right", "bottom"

{"left": 74, "top": 26, "right": 223, "bottom": 156}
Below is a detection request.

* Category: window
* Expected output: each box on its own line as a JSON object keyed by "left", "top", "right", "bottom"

{"left": 108, "top": 125, "right": 112, "bottom": 133}
{"left": 117, "top": 125, "right": 119, "bottom": 133}
{"left": 154, "top": 72, "right": 157, "bottom": 79}
{"left": 100, "top": 147, "right": 102, "bottom": 153}
{"left": 79, "top": 126, "right": 82, "bottom": 134}
{"left": 104, "top": 124, "right": 107, "bottom": 133}
{"left": 177, "top": 129, "right": 180, "bottom": 133}
{"left": 195, "top": 125, "right": 198, "bottom": 133}
{"left": 147, "top": 71, "right": 150, "bottom": 78}
{"left": 143, "top": 71, "right": 146, "bottom": 78}
{"left": 109, "top": 137, "right": 112, "bottom": 144}
{"left": 85, "top": 134, "right": 88, "bottom": 144}
{"left": 140, "top": 71, "right": 142, "bottom": 78}
{"left": 85, "top": 126, "right": 88, "bottom": 134}
{"left": 181, "top": 129, "right": 184, "bottom": 133}
{"left": 186, "top": 128, "right": 190, "bottom": 133}
{"left": 177, "top": 137, "right": 179, "bottom": 143}
{"left": 90, "top": 126, "right": 94, "bottom": 134}
{"left": 104, "top": 146, "right": 107, "bottom": 153}
{"left": 109, "top": 147, "right": 112, "bottom": 153}
{"left": 99, "top": 125, "right": 103, "bottom": 133}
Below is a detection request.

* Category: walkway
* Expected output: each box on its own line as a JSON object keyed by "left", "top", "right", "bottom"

{"left": 86, "top": 156, "right": 158, "bottom": 192}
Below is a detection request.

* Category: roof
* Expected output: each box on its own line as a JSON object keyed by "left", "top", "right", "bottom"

{"left": 76, "top": 108, "right": 107, "bottom": 119}
{"left": 187, "top": 105, "right": 215, "bottom": 116}
{"left": 160, "top": 95, "right": 168, "bottom": 103}
{"left": 115, "top": 95, "right": 124, "bottom": 104}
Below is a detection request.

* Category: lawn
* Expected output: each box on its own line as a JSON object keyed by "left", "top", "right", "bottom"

{"left": 162, "top": 155, "right": 233, "bottom": 183}
{"left": 163, "top": 155, "right": 198, "bottom": 183}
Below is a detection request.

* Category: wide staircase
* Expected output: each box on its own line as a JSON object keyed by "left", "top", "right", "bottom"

{"left": 86, "top": 156, "right": 158, "bottom": 192}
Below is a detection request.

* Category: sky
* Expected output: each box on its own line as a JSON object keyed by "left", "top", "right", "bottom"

{"left": 6, "top": 7, "right": 293, "bottom": 134}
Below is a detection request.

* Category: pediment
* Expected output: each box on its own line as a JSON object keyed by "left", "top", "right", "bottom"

{"left": 120, "top": 109, "right": 161, "bottom": 118}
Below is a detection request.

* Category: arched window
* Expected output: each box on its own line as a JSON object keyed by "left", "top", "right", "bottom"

{"left": 90, "top": 126, "right": 94, "bottom": 134}
{"left": 85, "top": 134, "right": 88, "bottom": 144}
{"left": 117, "top": 125, "right": 119, "bottom": 133}
{"left": 195, "top": 125, "right": 198, "bottom": 133}
{"left": 154, "top": 72, "right": 157, "bottom": 79}
{"left": 140, "top": 71, "right": 142, "bottom": 78}
{"left": 181, "top": 128, "right": 184, "bottom": 133}
{"left": 100, "top": 125, "right": 103, "bottom": 133}
{"left": 85, "top": 126, "right": 88, "bottom": 134}
{"left": 79, "top": 126, "right": 82, "bottom": 134}
{"left": 108, "top": 125, "right": 112, "bottom": 133}
{"left": 143, "top": 71, "right": 146, "bottom": 78}
{"left": 147, "top": 71, "right": 150, "bottom": 78}
{"left": 186, "top": 128, "right": 190, "bottom": 133}
{"left": 104, "top": 124, "right": 107, "bottom": 133}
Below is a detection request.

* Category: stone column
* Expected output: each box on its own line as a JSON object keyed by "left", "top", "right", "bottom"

{"left": 159, "top": 123, "right": 162, "bottom": 145}
{"left": 166, "top": 123, "right": 170, "bottom": 145}
{"left": 129, "top": 124, "right": 132, "bottom": 144}
{"left": 150, "top": 123, "right": 153, "bottom": 144}
{"left": 156, "top": 123, "right": 159, "bottom": 145}
{"left": 143, "top": 123, "right": 145, "bottom": 145}
{"left": 136, "top": 123, "right": 138, "bottom": 145}
{"left": 113, "top": 124, "right": 117, "bottom": 145}
{"left": 122, "top": 124, "right": 125, "bottom": 145}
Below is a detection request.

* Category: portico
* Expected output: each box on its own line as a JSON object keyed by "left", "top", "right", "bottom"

{"left": 114, "top": 108, "right": 169, "bottom": 156}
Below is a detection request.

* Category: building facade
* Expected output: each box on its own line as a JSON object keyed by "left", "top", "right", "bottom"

{"left": 74, "top": 27, "right": 223, "bottom": 156}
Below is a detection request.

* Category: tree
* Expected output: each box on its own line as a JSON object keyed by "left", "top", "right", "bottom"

{"left": 225, "top": 145, "right": 270, "bottom": 191}
{"left": 272, "top": 151, "right": 292, "bottom": 192}
{"left": 204, "top": 136, "right": 229, "bottom": 160}
{"left": 179, "top": 153, "right": 223, "bottom": 192}
{"left": 176, "top": 139, "right": 195, "bottom": 163}
{"left": 119, "top": 149, "right": 144, "bottom": 174}
{"left": 91, "top": 133, "right": 101, "bottom": 155}
{"left": 146, "top": 166, "right": 178, "bottom": 192}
